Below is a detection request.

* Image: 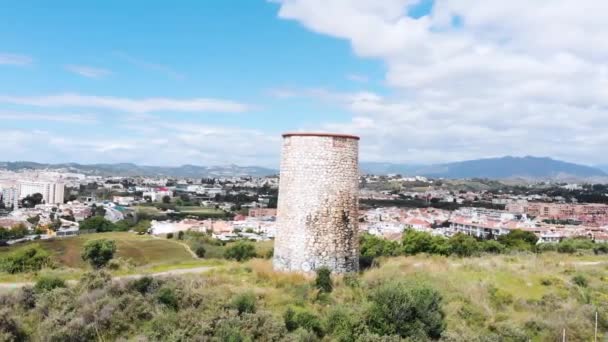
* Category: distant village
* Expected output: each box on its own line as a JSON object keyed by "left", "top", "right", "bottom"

{"left": 2, "top": 168, "right": 608, "bottom": 245}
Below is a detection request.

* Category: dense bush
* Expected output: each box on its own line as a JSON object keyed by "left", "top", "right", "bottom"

{"left": 34, "top": 276, "right": 66, "bottom": 293}
{"left": 79, "top": 216, "right": 116, "bottom": 232}
{"left": 448, "top": 233, "right": 480, "bottom": 257}
{"left": 402, "top": 230, "right": 455, "bottom": 256}
{"left": 367, "top": 281, "right": 445, "bottom": 340}
{"left": 557, "top": 238, "right": 595, "bottom": 254}
{"left": 81, "top": 239, "right": 117, "bottom": 269}
{"left": 572, "top": 275, "right": 588, "bottom": 288}
{"left": 314, "top": 267, "right": 333, "bottom": 293}
{"left": 0, "top": 245, "right": 51, "bottom": 274}
{"left": 497, "top": 229, "right": 538, "bottom": 251}
{"left": 224, "top": 241, "right": 257, "bottom": 261}
{"left": 230, "top": 292, "right": 257, "bottom": 315}
{"left": 284, "top": 307, "right": 324, "bottom": 337}
{"left": 194, "top": 245, "right": 206, "bottom": 258}
{"left": 156, "top": 286, "right": 179, "bottom": 310}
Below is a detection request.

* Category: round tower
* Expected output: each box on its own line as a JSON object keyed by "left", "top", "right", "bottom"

{"left": 273, "top": 133, "right": 360, "bottom": 273}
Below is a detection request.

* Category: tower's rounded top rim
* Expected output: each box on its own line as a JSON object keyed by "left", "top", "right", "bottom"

{"left": 282, "top": 132, "right": 360, "bottom": 140}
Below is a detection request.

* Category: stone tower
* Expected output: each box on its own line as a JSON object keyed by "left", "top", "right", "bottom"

{"left": 273, "top": 133, "right": 360, "bottom": 273}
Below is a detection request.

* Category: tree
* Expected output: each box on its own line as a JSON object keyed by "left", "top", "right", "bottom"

{"left": 497, "top": 229, "right": 538, "bottom": 251}
{"left": 79, "top": 216, "right": 115, "bottom": 232}
{"left": 448, "top": 233, "right": 480, "bottom": 257}
{"left": 21, "top": 193, "right": 44, "bottom": 208}
{"left": 162, "top": 195, "right": 171, "bottom": 204}
{"left": 224, "top": 241, "right": 257, "bottom": 261}
{"left": 194, "top": 245, "right": 206, "bottom": 258}
{"left": 367, "top": 281, "right": 445, "bottom": 340}
{"left": 81, "top": 239, "right": 117, "bottom": 269}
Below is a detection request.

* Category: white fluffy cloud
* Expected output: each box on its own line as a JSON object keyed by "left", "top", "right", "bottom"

{"left": 273, "top": 0, "right": 608, "bottom": 165}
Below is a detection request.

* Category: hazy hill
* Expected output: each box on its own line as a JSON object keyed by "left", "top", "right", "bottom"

{"left": 0, "top": 161, "right": 277, "bottom": 178}
{"left": 361, "top": 156, "right": 606, "bottom": 179}
{"left": 2, "top": 156, "right": 604, "bottom": 179}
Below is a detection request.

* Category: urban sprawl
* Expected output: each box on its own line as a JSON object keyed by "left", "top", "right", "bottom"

{"left": 2, "top": 169, "right": 608, "bottom": 245}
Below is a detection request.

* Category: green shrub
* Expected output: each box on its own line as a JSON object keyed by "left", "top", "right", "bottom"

{"left": 314, "top": 267, "right": 333, "bottom": 293}
{"left": 325, "top": 307, "right": 367, "bottom": 342}
{"left": 81, "top": 239, "right": 117, "bottom": 269}
{"left": 224, "top": 241, "right": 257, "bottom": 261}
{"left": 284, "top": 307, "right": 298, "bottom": 332}
{"left": 156, "top": 286, "right": 178, "bottom": 310}
{"left": 230, "top": 292, "right": 257, "bottom": 315}
{"left": 130, "top": 276, "right": 159, "bottom": 294}
{"left": 283, "top": 307, "right": 324, "bottom": 337}
{"left": 194, "top": 245, "right": 206, "bottom": 258}
{"left": 448, "top": 233, "right": 480, "bottom": 257}
{"left": 166, "top": 232, "right": 174, "bottom": 239}
{"left": 79, "top": 270, "right": 112, "bottom": 290}
{"left": 572, "top": 275, "right": 588, "bottom": 288}
{"left": 360, "top": 234, "right": 400, "bottom": 259}
{"left": 497, "top": 229, "right": 538, "bottom": 251}
{"left": 79, "top": 216, "right": 116, "bottom": 232}
{"left": 177, "top": 231, "right": 184, "bottom": 240}
{"left": 34, "top": 276, "right": 66, "bottom": 293}
{"left": 557, "top": 238, "right": 595, "bottom": 254}
{"left": 594, "top": 243, "right": 608, "bottom": 255}
{"left": 0, "top": 244, "right": 51, "bottom": 274}
{"left": 367, "top": 281, "right": 445, "bottom": 339}
{"left": 481, "top": 240, "right": 506, "bottom": 254}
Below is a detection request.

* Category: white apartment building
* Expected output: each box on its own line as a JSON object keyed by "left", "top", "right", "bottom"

{"left": 19, "top": 181, "right": 65, "bottom": 205}
{"left": 0, "top": 187, "right": 19, "bottom": 208}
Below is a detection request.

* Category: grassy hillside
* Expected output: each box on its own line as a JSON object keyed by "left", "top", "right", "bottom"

{"left": 1, "top": 249, "right": 607, "bottom": 340}
{"left": 220, "top": 253, "right": 608, "bottom": 341}
{"left": 0, "top": 232, "right": 196, "bottom": 269}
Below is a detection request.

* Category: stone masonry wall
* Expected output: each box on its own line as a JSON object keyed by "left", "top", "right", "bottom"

{"left": 273, "top": 134, "right": 359, "bottom": 273}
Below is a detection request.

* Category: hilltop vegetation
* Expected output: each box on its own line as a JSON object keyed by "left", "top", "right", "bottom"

{"left": 2, "top": 230, "right": 608, "bottom": 340}
{"left": 1, "top": 252, "right": 608, "bottom": 341}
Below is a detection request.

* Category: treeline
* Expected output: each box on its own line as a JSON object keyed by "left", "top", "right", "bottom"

{"left": 360, "top": 230, "right": 608, "bottom": 266}
{"left": 360, "top": 198, "right": 505, "bottom": 211}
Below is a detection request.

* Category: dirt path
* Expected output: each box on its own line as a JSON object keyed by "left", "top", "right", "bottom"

{"left": 0, "top": 266, "right": 214, "bottom": 291}
{"left": 151, "top": 235, "right": 199, "bottom": 259}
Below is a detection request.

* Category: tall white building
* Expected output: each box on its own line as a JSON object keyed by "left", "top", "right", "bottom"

{"left": 0, "top": 187, "right": 19, "bottom": 209}
{"left": 18, "top": 181, "right": 65, "bottom": 205}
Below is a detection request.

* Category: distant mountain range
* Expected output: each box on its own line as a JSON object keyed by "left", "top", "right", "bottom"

{"left": 361, "top": 156, "right": 607, "bottom": 180}
{"left": 1, "top": 156, "right": 605, "bottom": 180}
{"left": 0, "top": 162, "right": 277, "bottom": 178}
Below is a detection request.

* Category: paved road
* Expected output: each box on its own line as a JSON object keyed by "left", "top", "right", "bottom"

{"left": 0, "top": 266, "right": 214, "bottom": 291}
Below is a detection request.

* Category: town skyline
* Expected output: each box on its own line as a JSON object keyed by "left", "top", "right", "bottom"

{"left": 2, "top": 1, "right": 608, "bottom": 166}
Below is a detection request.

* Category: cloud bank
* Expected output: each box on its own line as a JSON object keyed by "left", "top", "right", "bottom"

{"left": 273, "top": 0, "right": 608, "bottom": 165}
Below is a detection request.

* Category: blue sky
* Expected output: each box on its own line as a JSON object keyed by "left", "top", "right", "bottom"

{"left": 1, "top": 0, "right": 606, "bottom": 167}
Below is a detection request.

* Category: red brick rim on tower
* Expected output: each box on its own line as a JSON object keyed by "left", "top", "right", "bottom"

{"left": 282, "top": 132, "right": 360, "bottom": 140}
